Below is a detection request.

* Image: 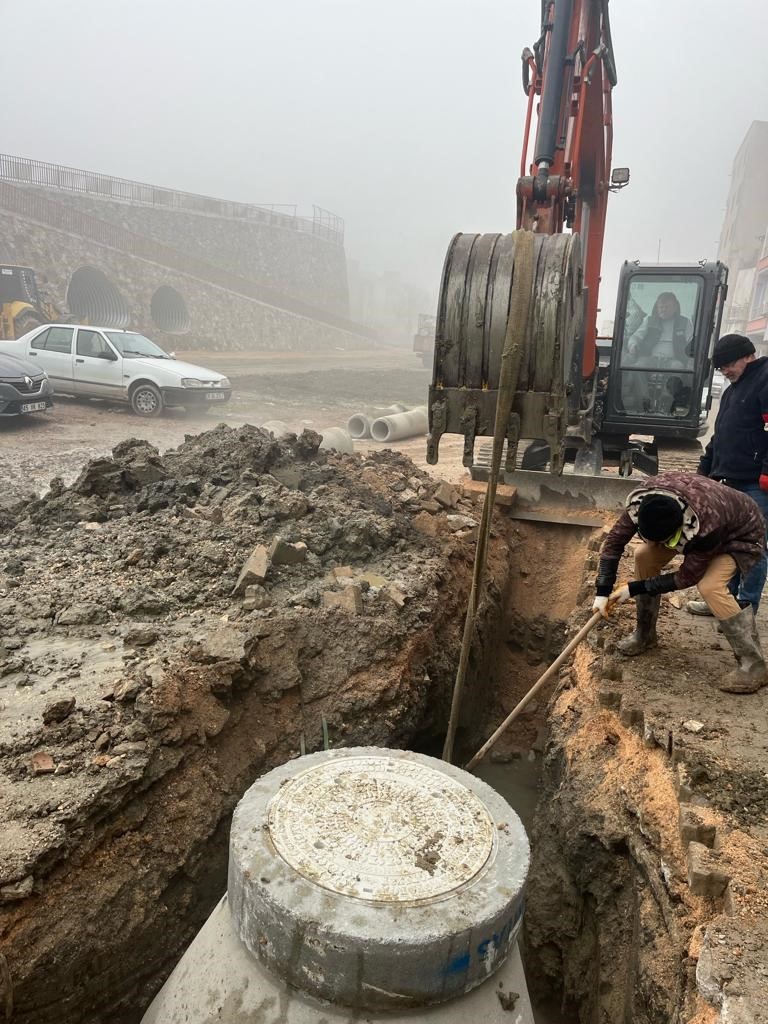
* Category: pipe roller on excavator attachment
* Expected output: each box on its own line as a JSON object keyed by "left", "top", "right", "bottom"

{"left": 425, "top": 230, "right": 636, "bottom": 518}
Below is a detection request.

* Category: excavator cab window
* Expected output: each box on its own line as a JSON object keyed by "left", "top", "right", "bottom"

{"left": 612, "top": 275, "right": 702, "bottom": 421}
{"left": 0, "top": 266, "right": 40, "bottom": 306}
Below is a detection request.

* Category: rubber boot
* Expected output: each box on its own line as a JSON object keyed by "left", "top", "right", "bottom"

{"left": 718, "top": 606, "right": 768, "bottom": 694}
{"left": 617, "top": 595, "right": 660, "bottom": 656}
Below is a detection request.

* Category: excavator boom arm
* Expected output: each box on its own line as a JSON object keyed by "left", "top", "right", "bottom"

{"left": 517, "top": 0, "right": 617, "bottom": 378}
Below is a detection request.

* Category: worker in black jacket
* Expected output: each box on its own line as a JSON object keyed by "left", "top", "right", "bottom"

{"left": 689, "top": 333, "right": 768, "bottom": 615}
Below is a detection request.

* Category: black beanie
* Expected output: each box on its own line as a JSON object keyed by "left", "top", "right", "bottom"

{"left": 712, "top": 333, "right": 755, "bottom": 368}
{"left": 636, "top": 494, "right": 684, "bottom": 541}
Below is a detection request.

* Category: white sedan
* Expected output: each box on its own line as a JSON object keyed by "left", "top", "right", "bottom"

{"left": 4, "top": 324, "right": 232, "bottom": 417}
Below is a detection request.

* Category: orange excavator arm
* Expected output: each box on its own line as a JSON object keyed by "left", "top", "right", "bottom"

{"left": 517, "top": 0, "right": 618, "bottom": 379}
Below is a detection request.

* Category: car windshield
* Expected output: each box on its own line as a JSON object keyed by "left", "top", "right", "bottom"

{"left": 104, "top": 332, "right": 170, "bottom": 359}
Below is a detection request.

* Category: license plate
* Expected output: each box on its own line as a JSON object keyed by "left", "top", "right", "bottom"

{"left": 21, "top": 401, "right": 47, "bottom": 413}
{"left": 206, "top": 392, "right": 227, "bottom": 401}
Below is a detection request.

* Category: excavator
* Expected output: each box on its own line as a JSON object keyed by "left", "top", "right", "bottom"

{"left": 425, "top": 0, "right": 727, "bottom": 510}
{"left": 0, "top": 265, "right": 60, "bottom": 340}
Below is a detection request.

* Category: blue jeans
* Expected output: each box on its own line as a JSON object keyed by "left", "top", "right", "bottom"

{"left": 727, "top": 482, "right": 768, "bottom": 612}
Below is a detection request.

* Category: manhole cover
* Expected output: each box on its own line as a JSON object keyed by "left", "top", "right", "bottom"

{"left": 267, "top": 754, "right": 496, "bottom": 903}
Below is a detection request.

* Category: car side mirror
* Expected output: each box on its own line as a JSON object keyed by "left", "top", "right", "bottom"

{"left": 99, "top": 351, "right": 118, "bottom": 361}
{"left": 169, "top": 351, "right": 176, "bottom": 359}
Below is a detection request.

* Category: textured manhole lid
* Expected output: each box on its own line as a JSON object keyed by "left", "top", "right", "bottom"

{"left": 267, "top": 754, "right": 496, "bottom": 903}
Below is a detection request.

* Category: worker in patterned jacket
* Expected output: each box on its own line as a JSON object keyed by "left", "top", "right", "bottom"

{"left": 689, "top": 333, "right": 768, "bottom": 616}
{"left": 592, "top": 471, "right": 767, "bottom": 694}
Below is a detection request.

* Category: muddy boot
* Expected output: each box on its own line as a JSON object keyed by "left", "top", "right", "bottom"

{"left": 617, "top": 595, "right": 660, "bottom": 656}
{"left": 718, "top": 606, "right": 768, "bottom": 694}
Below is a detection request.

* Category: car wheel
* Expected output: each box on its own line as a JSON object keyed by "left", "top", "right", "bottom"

{"left": 14, "top": 311, "right": 43, "bottom": 337}
{"left": 130, "top": 383, "right": 163, "bottom": 417}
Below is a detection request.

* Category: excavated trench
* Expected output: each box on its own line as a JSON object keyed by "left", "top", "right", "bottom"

{"left": 0, "top": 431, "right": 724, "bottom": 1024}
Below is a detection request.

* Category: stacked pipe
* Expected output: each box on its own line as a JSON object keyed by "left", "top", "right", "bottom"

{"left": 348, "top": 404, "right": 429, "bottom": 443}
{"left": 347, "top": 403, "right": 409, "bottom": 440}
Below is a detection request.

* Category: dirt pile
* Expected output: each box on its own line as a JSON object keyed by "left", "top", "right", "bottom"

{"left": 0, "top": 424, "right": 508, "bottom": 1024}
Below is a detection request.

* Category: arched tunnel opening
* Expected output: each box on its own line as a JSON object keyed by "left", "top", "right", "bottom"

{"left": 150, "top": 285, "right": 191, "bottom": 335}
{"left": 66, "top": 266, "right": 130, "bottom": 327}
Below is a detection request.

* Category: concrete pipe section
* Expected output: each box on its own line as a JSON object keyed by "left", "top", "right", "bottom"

{"left": 347, "top": 404, "right": 410, "bottom": 440}
{"left": 142, "top": 747, "right": 533, "bottom": 1023}
{"left": 260, "top": 420, "right": 291, "bottom": 438}
{"left": 319, "top": 427, "right": 354, "bottom": 454}
{"left": 369, "top": 406, "right": 428, "bottom": 443}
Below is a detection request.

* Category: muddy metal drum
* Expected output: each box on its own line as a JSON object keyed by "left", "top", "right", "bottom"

{"left": 426, "top": 231, "right": 584, "bottom": 474}
{"left": 141, "top": 747, "right": 533, "bottom": 1023}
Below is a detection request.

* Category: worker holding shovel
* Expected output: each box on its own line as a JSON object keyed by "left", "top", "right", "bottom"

{"left": 593, "top": 471, "right": 767, "bottom": 694}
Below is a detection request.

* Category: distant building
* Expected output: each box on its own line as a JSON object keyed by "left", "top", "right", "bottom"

{"left": 718, "top": 121, "right": 768, "bottom": 339}
{"left": 744, "top": 232, "right": 768, "bottom": 352}
{"left": 347, "top": 261, "right": 433, "bottom": 347}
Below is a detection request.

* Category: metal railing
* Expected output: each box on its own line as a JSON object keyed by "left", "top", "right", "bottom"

{"left": 0, "top": 153, "right": 344, "bottom": 245}
{"left": 0, "top": 181, "right": 374, "bottom": 339}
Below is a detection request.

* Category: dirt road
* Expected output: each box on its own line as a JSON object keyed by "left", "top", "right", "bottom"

{"left": 0, "top": 347, "right": 468, "bottom": 498}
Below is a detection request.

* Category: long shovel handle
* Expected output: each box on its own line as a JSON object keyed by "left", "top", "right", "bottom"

{"left": 464, "top": 610, "right": 603, "bottom": 771}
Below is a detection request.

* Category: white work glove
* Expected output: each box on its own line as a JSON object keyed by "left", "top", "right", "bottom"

{"left": 593, "top": 584, "right": 632, "bottom": 619}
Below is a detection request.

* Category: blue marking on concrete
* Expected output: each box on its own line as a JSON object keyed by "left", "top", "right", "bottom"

{"left": 444, "top": 951, "right": 471, "bottom": 975}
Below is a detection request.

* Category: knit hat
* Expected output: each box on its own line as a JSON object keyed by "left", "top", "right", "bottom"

{"left": 712, "top": 333, "right": 755, "bottom": 368}
{"left": 636, "top": 494, "right": 684, "bottom": 541}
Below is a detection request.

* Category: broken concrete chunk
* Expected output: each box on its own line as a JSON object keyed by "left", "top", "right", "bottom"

{"left": 0, "top": 875, "right": 34, "bottom": 902}
{"left": 682, "top": 719, "right": 705, "bottom": 734}
{"left": 679, "top": 805, "right": 717, "bottom": 849}
{"left": 382, "top": 585, "right": 407, "bottom": 610}
{"left": 433, "top": 481, "right": 459, "bottom": 508}
{"left": 461, "top": 478, "right": 517, "bottom": 506}
{"left": 124, "top": 627, "right": 159, "bottom": 647}
{"left": 233, "top": 544, "right": 271, "bottom": 595}
{"left": 30, "top": 751, "right": 55, "bottom": 775}
{"left": 321, "top": 587, "right": 363, "bottom": 614}
{"left": 42, "top": 698, "right": 76, "bottom": 725}
{"left": 446, "top": 513, "right": 479, "bottom": 532}
{"left": 397, "top": 488, "right": 419, "bottom": 504}
{"left": 687, "top": 841, "right": 730, "bottom": 897}
{"left": 412, "top": 511, "right": 439, "bottom": 538}
{"left": 113, "top": 677, "right": 142, "bottom": 702}
{"left": 268, "top": 538, "right": 308, "bottom": 565}
{"left": 191, "top": 627, "right": 247, "bottom": 665}
{"left": 332, "top": 565, "right": 355, "bottom": 580}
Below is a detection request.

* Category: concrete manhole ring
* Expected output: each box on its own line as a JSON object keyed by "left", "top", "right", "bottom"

{"left": 228, "top": 747, "right": 530, "bottom": 1010}
{"left": 267, "top": 755, "right": 496, "bottom": 903}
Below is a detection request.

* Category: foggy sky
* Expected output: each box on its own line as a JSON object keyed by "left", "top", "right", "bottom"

{"left": 4, "top": 0, "right": 768, "bottom": 323}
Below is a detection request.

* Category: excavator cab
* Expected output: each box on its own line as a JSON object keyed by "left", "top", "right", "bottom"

{"left": 0, "top": 265, "right": 49, "bottom": 340}
{"left": 596, "top": 261, "right": 728, "bottom": 465}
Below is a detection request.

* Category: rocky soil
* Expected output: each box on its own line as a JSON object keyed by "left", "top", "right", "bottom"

{"left": 0, "top": 423, "right": 510, "bottom": 1024}
{"left": 524, "top": 534, "right": 768, "bottom": 1024}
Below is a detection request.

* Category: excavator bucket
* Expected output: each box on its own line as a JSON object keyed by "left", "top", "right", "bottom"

{"left": 425, "top": 231, "right": 639, "bottom": 522}
{"left": 469, "top": 463, "right": 637, "bottom": 526}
